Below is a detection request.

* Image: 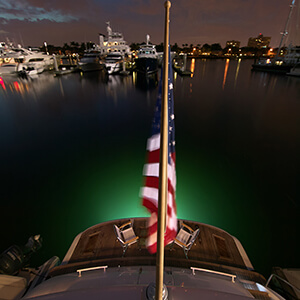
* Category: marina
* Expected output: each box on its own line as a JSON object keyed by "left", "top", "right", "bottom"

{"left": 0, "top": 1, "right": 299, "bottom": 298}
{"left": 0, "top": 56, "right": 299, "bottom": 299}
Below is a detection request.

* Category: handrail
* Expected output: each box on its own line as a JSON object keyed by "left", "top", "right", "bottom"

{"left": 191, "top": 267, "right": 236, "bottom": 283}
{"left": 77, "top": 265, "right": 108, "bottom": 277}
{"left": 266, "top": 273, "right": 300, "bottom": 293}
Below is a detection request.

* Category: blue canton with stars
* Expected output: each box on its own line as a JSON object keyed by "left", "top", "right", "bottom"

{"left": 150, "top": 45, "right": 175, "bottom": 164}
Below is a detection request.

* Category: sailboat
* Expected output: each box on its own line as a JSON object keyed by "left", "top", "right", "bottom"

{"left": 0, "top": 2, "right": 299, "bottom": 300}
{"left": 252, "top": 0, "right": 300, "bottom": 74}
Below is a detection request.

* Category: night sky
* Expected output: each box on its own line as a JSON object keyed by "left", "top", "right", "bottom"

{"left": 0, "top": 0, "right": 299, "bottom": 48}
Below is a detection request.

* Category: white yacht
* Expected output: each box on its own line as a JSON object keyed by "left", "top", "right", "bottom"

{"left": 77, "top": 50, "right": 104, "bottom": 72}
{"left": 104, "top": 53, "right": 125, "bottom": 74}
{"left": 0, "top": 46, "right": 54, "bottom": 75}
{"left": 135, "top": 35, "right": 158, "bottom": 74}
{"left": 96, "top": 22, "right": 131, "bottom": 57}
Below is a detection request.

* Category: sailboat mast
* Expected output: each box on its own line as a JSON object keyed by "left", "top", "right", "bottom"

{"left": 155, "top": 1, "right": 171, "bottom": 299}
{"left": 276, "top": 0, "right": 295, "bottom": 59}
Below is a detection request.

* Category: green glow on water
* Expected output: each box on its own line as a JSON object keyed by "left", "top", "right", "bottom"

{"left": 62, "top": 142, "right": 255, "bottom": 238}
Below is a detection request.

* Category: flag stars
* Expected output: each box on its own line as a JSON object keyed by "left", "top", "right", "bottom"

{"left": 169, "top": 83, "right": 173, "bottom": 90}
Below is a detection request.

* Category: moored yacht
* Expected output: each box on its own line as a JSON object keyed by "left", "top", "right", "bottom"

{"left": 96, "top": 22, "right": 131, "bottom": 58}
{"left": 0, "top": 46, "right": 53, "bottom": 75}
{"left": 77, "top": 50, "right": 104, "bottom": 72}
{"left": 103, "top": 52, "right": 125, "bottom": 74}
{"left": 135, "top": 35, "right": 159, "bottom": 74}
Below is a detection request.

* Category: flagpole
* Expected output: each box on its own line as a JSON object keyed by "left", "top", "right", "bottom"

{"left": 155, "top": 1, "right": 171, "bottom": 299}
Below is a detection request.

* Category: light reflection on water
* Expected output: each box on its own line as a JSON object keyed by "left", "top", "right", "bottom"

{"left": 0, "top": 59, "right": 299, "bottom": 278}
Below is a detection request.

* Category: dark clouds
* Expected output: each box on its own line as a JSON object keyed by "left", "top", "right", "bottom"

{"left": 0, "top": 0, "right": 298, "bottom": 47}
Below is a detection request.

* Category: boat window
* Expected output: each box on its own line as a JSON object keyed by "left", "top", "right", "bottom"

{"left": 213, "top": 235, "right": 231, "bottom": 259}
{"left": 83, "top": 232, "right": 100, "bottom": 254}
{"left": 28, "top": 58, "right": 44, "bottom": 62}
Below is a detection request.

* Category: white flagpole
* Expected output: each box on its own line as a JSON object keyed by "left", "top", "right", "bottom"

{"left": 155, "top": 1, "right": 171, "bottom": 299}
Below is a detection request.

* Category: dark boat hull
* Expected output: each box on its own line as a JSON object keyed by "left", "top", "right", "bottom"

{"left": 251, "top": 63, "right": 292, "bottom": 74}
{"left": 135, "top": 57, "right": 158, "bottom": 74}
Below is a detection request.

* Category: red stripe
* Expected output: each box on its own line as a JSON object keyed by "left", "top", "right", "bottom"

{"left": 148, "top": 243, "right": 157, "bottom": 254}
{"left": 147, "top": 149, "right": 160, "bottom": 164}
{"left": 142, "top": 198, "right": 158, "bottom": 213}
{"left": 145, "top": 176, "right": 159, "bottom": 189}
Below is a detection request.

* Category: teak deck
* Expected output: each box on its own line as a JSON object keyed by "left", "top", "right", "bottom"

{"left": 49, "top": 218, "right": 265, "bottom": 285}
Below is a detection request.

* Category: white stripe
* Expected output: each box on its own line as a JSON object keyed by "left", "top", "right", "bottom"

{"left": 147, "top": 213, "right": 158, "bottom": 248}
{"left": 167, "top": 191, "right": 174, "bottom": 208}
{"left": 141, "top": 187, "right": 159, "bottom": 203}
{"left": 167, "top": 192, "right": 177, "bottom": 231}
{"left": 143, "top": 163, "right": 176, "bottom": 187}
{"left": 168, "top": 162, "right": 176, "bottom": 190}
{"left": 143, "top": 163, "right": 159, "bottom": 177}
{"left": 147, "top": 134, "right": 160, "bottom": 152}
{"left": 149, "top": 213, "right": 157, "bottom": 226}
{"left": 147, "top": 232, "right": 157, "bottom": 248}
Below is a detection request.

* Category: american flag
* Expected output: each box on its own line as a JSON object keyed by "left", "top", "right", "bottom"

{"left": 141, "top": 47, "right": 177, "bottom": 254}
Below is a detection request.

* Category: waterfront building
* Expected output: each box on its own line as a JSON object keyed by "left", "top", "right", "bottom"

{"left": 226, "top": 40, "right": 240, "bottom": 48}
{"left": 248, "top": 34, "right": 271, "bottom": 48}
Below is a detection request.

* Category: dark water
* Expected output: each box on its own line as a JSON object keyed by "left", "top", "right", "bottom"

{"left": 0, "top": 59, "right": 299, "bottom": 278}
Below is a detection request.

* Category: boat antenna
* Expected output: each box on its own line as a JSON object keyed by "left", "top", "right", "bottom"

{"left": 276, "top": 0, "right": 296, "bottom": 60}
{"left": 155, "top": 1, "right": 171, "bottom": 299}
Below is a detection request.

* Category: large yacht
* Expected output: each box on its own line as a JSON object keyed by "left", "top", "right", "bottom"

{"left": 0, "top": 218, "right": 297, "bottom": 299}
{"left": 135, "top": 35, "right": 159, "bottom": 74}
{"left": 0, "top": 46, "right": 54, "bottom": 74}
{"left": 96, "top": 22, "right": 131, "bottom": 58}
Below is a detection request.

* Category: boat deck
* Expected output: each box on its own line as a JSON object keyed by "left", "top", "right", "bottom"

{"left": 49, "top": 218, "right": 265, "bottom": 285}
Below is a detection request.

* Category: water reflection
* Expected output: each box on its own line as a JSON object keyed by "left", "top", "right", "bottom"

{"left": 0, "top": 76, "right": 6, "bottom": 90}
{"left": 190, "top": 58, "right": 195, "bottom": 78}
{"left": 134, "top": 71, "right": 158, "bottom": 91}
{"left": 105, "top": 74, "right": 135, "bottom": 103}
{"left": 79, "top": 70, "right": 108, "bottom": 86}
{"left": 234, "top": 58, "right": 241, "bottom": 89}
{"left": 0, "top": 73, "right": 57, "bottom": 99}
{"left": 222, "top": 59, "right": 230, "bottom": 89}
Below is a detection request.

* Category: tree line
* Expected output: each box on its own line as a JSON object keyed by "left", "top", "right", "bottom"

{"left": 36, "top": 40, "right": 272, "bottom": 57}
